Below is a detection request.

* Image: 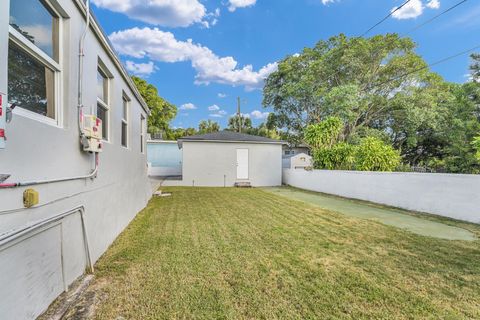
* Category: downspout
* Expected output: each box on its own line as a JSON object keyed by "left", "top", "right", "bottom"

{"left": 0, "top": 0, "right": 98, "bottom": 189}
{"left": 78, "top": 0, "right": 90, "bottom": 140}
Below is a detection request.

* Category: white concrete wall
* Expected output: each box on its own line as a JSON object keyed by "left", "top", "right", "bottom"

{"left": 148, "top": 164, "right": 182, "bottom": 176}
{"left": 0, "top": 1, "right": 151, "bottom": 319}
{"left": 182, "top": 142, "right": 283, "bottom": 187}
{"left": 283, "top": 169, "right": 480, "bottom": 223}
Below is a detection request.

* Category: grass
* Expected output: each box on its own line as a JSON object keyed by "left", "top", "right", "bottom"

{"left": 93, "top": 187, "right": 480, "bottom": 319}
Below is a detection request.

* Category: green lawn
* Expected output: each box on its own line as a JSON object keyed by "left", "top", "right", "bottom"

{"left": 93, "top": 187, "right": 480, "bottom": 319}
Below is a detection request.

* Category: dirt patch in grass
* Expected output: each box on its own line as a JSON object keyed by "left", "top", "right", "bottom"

{"left": 89, "top": 187, "right": 480, "bottom": 319}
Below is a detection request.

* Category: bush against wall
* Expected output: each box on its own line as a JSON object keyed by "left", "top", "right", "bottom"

{"left": 473, "top": 136, "right": 480, "bottom": 161}
{"left": 306, "top": 117, "right": 400, "bottom": 172}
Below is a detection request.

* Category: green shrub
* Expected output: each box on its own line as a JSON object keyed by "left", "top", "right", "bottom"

{"left": 312, "top": 137, "right": 400, "bottom": 172}
{"left": 355, "top": 137, "right": 401, "bottom": 172}
{"left": 313, "top": 143, "right": 356, "bottom": 170}
{"left": 472, "top": 136, "right": 480, "bottom": 161}
{"left": 304, "top": 117, "right": 343, "bottom": 149}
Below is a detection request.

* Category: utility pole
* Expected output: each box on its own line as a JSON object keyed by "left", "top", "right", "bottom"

{"left": 237, "top": 96, "right": 242, "bottom": 133}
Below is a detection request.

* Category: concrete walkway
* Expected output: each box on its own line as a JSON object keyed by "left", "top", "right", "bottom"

{"left": 263, "top": 187, "right": 475, "bottom": 241}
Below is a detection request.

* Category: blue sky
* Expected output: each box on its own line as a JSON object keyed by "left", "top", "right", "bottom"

{"left": 90, "top": 0, "right": 480, "bottom": 129}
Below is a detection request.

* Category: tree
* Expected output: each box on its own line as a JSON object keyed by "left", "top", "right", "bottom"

{"left": 303, "top": 117, "right": 343, "bottom": 149}
{"left": 198, "top": 120, "right": 220, "bottom": 134}
{"left": 473, "top": 136, "right": 480, "bottom": 161}
{"left": 263, "top": 34, "right": 447, "bottom": 146}
{"left": 471, "top": 53, "right": 480, "bottom": 82}
{"left": 305, "top": 117, "right": 400, "bottom": 171}
{"left": 227, "top": 115, "right": 252, "bottom": 132}
{"left": 132, "top": 76, "right": 177, "bottom": 135}
{"left": 168, "top": 127, "right": 197, "bottom": 140}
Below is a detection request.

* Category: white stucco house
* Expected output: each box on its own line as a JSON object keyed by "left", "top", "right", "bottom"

{"left": 0, "top": 0, "right": 151, "bottom": 319}
{"left": 170, "top": 131, "right": 285, "bottom": 187}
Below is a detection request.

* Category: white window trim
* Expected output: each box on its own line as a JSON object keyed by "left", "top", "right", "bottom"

{"left": 140, "top": 114, "right": 146, "bottom": 154}
{"left": 8, "top": 1, "right": 63, "bottom": 128}
{"left": 121, "top": 94, "right": 130, "bottom": 149}
{"left": 97, "top": 64, "right": 111, "bottom": 142}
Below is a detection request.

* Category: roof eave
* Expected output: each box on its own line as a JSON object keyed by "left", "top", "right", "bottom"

{"left": 178, "top": 139, "right": 287, "bottom": 145}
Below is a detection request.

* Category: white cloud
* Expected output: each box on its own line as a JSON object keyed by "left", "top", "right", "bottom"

{"left": 392, "top": 0, "right": 424, "bottom": 19}
{"left": 321, "top": 0, "right": 337, "bottom": 5}
{"left": 125, "top": 60, "right": 156, "bottom": 76}
{"left": 109, "top": 27, "right": 278, "bottom": 89}
{"left": 210, "top": 109, "right": 227, "bottom": 118}
{"left": 200, "top": 8, "right": 221, "bottom": 29}
{"left": 250, "top": 110, "right": 270, "bottom": 120}
{"left": 208, "top": 104, "right": 220, "bottom": 111}
{"left": 228, "top": 0, "right": 257, "bottom": 12}
{"left": 218, "top": 93, "right": 227, "bottom": 98}
{"left": 91, "top": 0, "right": 213, "bottom": 28}
{"left": 426, "top": 0, "right": 440, "bottom": 9}
{"left": 180, "top": 103, "right": 197, "bottom": 110}
{"left": 392, "top": 0, "right": 440, "bottom": 20}
{"left": 21, "top": 24, "right": 52, "bottom": 48}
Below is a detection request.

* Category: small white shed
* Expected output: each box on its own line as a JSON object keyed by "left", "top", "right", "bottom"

{"left": 283, "top": 153, "right": 313, "bottom": 169}
{"left": 177, "top": 131, "right": 285, "bottom": 187}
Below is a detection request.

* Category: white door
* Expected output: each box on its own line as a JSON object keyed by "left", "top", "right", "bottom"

{"left": 236, "top": 149, "right": 249, "bottom": 180}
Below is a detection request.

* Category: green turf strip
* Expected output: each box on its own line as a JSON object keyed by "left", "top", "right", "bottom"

{"left": 263, "top": 187, "right": 475, "bottom": 241}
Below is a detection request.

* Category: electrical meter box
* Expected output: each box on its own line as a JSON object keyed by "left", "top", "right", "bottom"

{"left": 82, "top": 114, "right": 103, "bottom": 153}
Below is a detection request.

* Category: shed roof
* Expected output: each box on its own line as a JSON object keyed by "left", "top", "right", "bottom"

{"left": 178, "top": 131, "right": 286, "bottom": 147}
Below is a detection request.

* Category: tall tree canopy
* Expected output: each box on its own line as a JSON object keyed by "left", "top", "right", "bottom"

{"left": 227, "top": 114, "right": 252, "bottom": 133}
{"left": 198, "top": 120, "right": 220, "bottom": 134}
{"left": 471, "top": 53, "right": 480, "bottom": 82}
{"left": 132, "top": 76, "right": 177, "bottom": 135}
{"left": 263, "top": 34, "right": 480, "bottom": 173}
{"left": 263, "top": 34, "right": 442, "bottom": 138}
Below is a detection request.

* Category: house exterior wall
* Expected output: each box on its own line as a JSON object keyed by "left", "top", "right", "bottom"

{"left": 283, "top": 169, "right": 480, "bottom": 223}
{"left": 0, "top": 1, "right": 151, "bottom": 319}
{"left": 182, "top": 141, "right": 283, "bottom": 187}
{"left": 0, "top": 1, "right": 8, "bottom": 149}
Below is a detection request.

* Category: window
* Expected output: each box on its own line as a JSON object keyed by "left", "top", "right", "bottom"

{"left": 121, "top": 95, "right": 130, "bottom": 148}
{"left": 8, "top": 0, "right": 61, "bottom": 122}
{"left": 97, "top": 65, "right": 110, "bottom": 140}
{"left": 140, "top": 115, "right": 146, "bottom": 153}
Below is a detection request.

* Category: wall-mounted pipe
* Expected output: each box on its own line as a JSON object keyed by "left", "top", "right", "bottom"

{"left": 0, "top": 206, "right": 94, "bottom": 274}
{"left": 0, "top": 0, "right": 98, "bottom": 190}
{"left": 0, "top": 153, "right": 98, "bottom": 189}
{"left": 78, "top": 0, "right": 91, "bottom": 138}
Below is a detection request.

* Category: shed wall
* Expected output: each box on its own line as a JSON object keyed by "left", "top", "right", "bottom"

{"left": 182, "top": 142, "right": 282, "bottom": 187}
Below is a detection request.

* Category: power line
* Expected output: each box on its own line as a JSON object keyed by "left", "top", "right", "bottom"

{"left": 366, "top": 43, "right": 480, "bottom": 91}
{"left": 406, "top": 0, "right": 469, "bottom": 34}
{"left": 361, "top": 0, "right": 412, "bottom": 37}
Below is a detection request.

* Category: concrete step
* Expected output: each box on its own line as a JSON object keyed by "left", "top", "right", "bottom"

{"left": 234, "top": 182, "right": 252, "bottom": 188}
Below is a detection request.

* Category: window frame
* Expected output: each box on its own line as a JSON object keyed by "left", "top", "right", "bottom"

{"left": 121, "top": 93, "right": 130, "bottom": 149}
{"left": 140, "top": 114, "right": 146, "bottom": 154}
{"left": 96, "top": 63, "right": 111, "bottom": 141}
{"left": 8, "top": 0, "right": 63, "bottom": 127}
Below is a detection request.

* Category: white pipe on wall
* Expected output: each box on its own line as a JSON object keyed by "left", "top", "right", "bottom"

{"left": 0, "top": 206, "right": 94, "bottom": 274}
